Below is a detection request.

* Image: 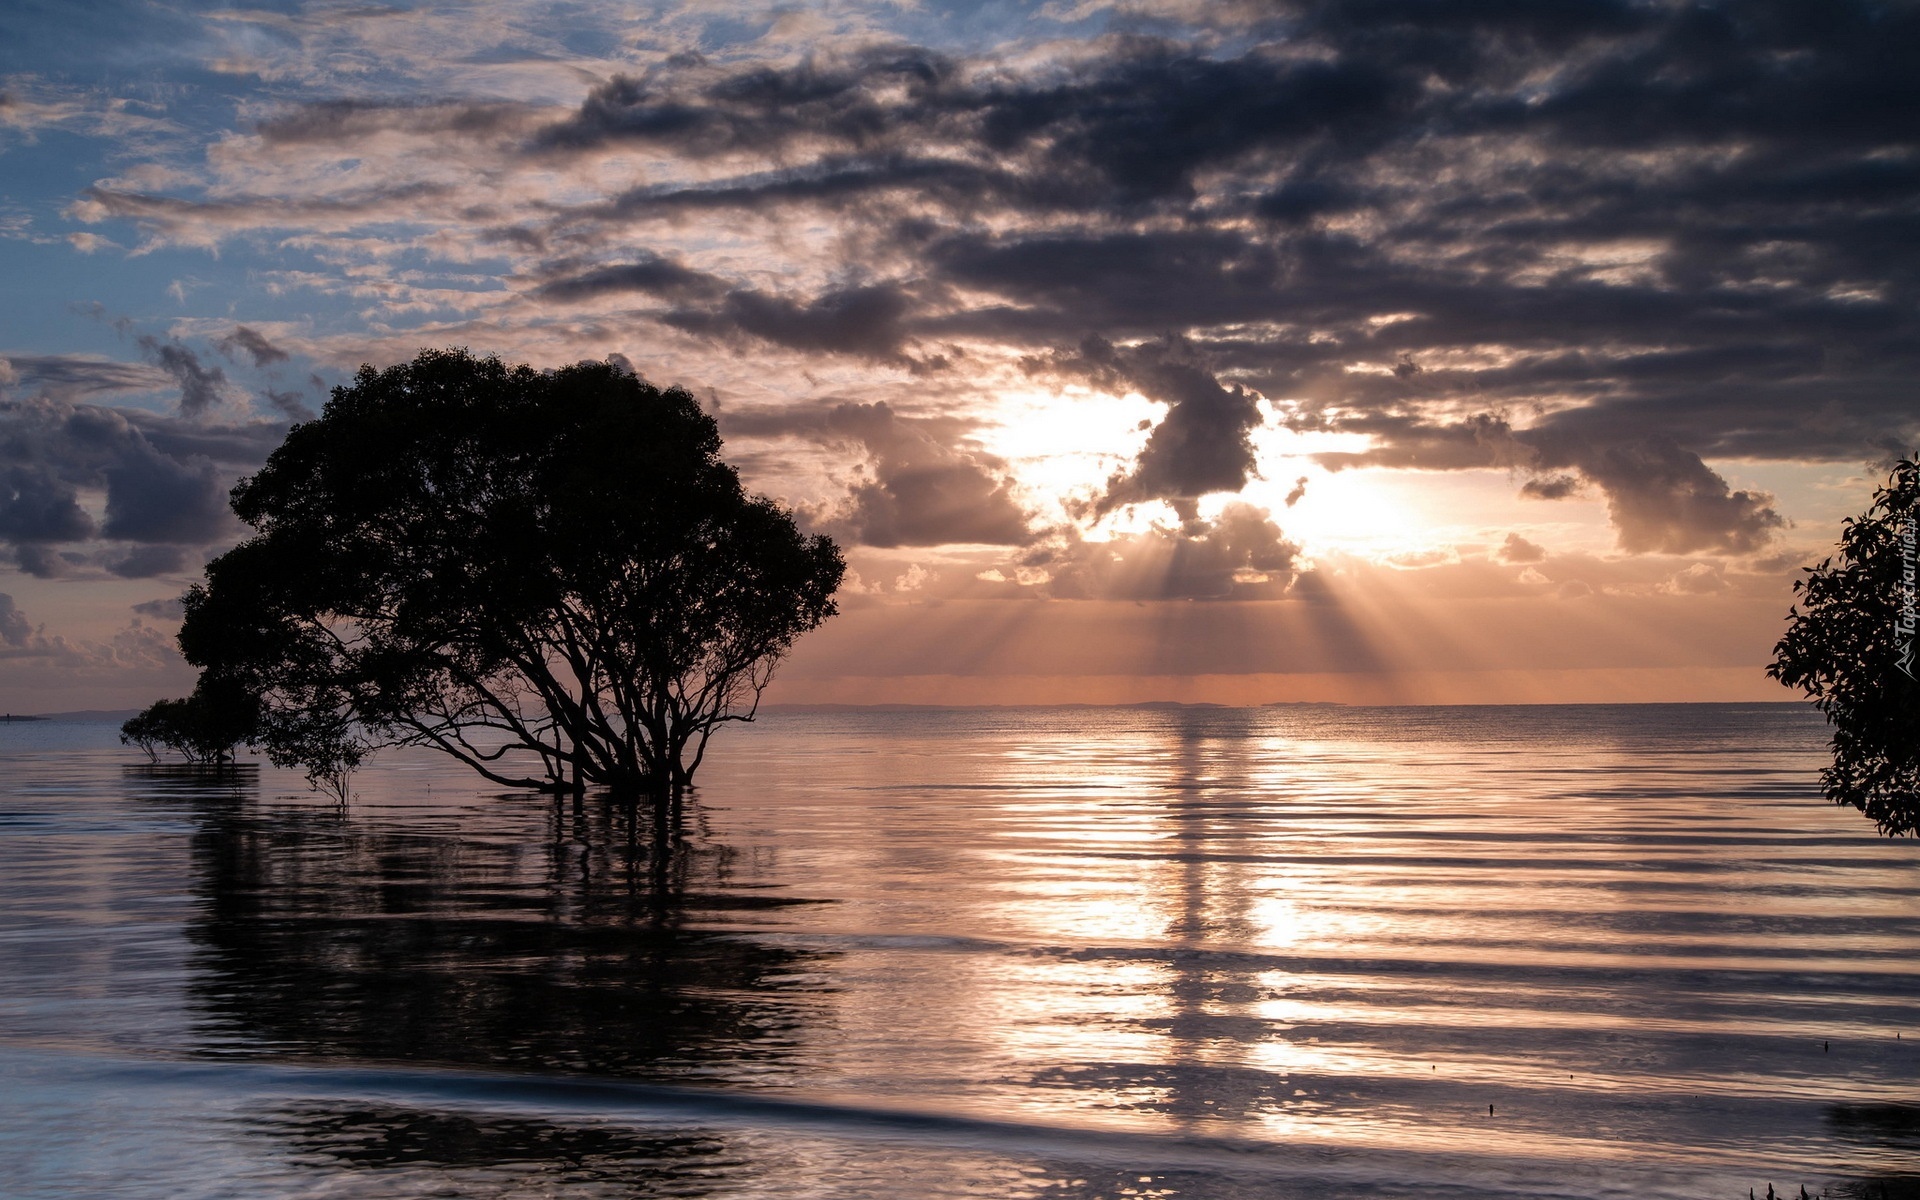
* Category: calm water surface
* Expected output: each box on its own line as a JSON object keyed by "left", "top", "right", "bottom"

{"left": 1, "top": 704, "right": 1916, "bottom": 1198}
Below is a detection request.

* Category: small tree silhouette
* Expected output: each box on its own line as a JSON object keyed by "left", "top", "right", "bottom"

{"left": 172, "top": 349, "right": 843, "bottom": 806}
{"left": 120, "top": 676, "right": 260, "bottom": 768}
{"left": 1769, "top": 457, "right": 1920, "bottom": 835}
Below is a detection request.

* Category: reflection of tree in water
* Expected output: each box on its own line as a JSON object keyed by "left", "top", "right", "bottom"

{"left": 181, "top": 786, "right": 836, "bottom": 1081}
{"left": 124, "top": 760, "right": 261, "bottom": 798}
{"left": 262, "top": 1101, "right": 743, "bottom": 1190}
{"left": 1827, "top": 1105, "right": 1920, "bottom": 1200}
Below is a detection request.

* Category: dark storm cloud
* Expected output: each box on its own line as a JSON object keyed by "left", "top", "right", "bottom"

{"left": 596, "top": 155, "right": 1024, "bottom": 223}
{"left": 0, "top": 463, "right": 96, "bottom": 543}
{"left": 1034, "top": 335, "right": 1265, "bottom": 518}
{"left": 532, "top": 47, "right": 961, "bottom": 157}
{"left": 930, "top": 230, "right": 1290, "bottom": 339}
{"left": 534, "top": 40, "right": 1414, "bottom": 210}
{"left": 2, "top": 354, "right": 166, "bottom": 399}
{"left": 1528, "top": 428, "right": 1785, "bottom": 555}
{"left": 136, "top": 336, "right": 228, "bottom": 415}
{"left": 260, "top": 388, "right": 314, "bottom": 422}
{"left": 821, "top": 402, "right": 1031, "bottom": 547}
{"left": 10, "top": 545, "right": 79, "bottom": 580}
{"left": 664, "top": 284, "right": 920, "bottom": 364}
{"left": 726, "top": 400, "right": 1032, "bottom": 547}
{"left": 122, "top": 408, "right": 287, "bottom": 466}
{"left": 1520, "top": 474, "right": 1582, "bottom": 501}
{"left": 213, "top": 326, "right": 289, "bottom": 367}
{"left": 1314, "top": 410, "right": 1785, "bottom": 555}
{"left": 107, "top": 543, "right": 188, "bottom": 578}
{"left": 100, "top": 442, "right": 228, "bottom": 543}
{"left": 0, "top": 395, "right": 268, "bottom": 563}
{"left": 533, "top": 255, "right": 728, "bottom": 303}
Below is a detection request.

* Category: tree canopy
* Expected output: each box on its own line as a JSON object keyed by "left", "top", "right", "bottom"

{"left": 1769, "top": 457, "right": 1920, "bottom": 835}
{"left": 178, "top": 349, "right": 844, "bottom": 800}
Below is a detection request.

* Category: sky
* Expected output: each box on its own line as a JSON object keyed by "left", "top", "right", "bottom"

{"left": 0, "top": 0, "right": 1915, "bottom": 712}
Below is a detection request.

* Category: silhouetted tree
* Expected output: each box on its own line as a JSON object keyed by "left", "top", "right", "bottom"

{"left": 1769, "top": 457, "right": 1920, "bottom": 835}
{"left": 120, "top": 675, "right": 260, "bottom": 767}
{"left": 177, "top": 349, "right": 843, "bottom": 803}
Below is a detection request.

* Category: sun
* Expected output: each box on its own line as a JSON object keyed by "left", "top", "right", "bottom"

{"left": 1238, "top": 464, "right": 1407, "bottom": 556}
{"left": 981, "top": 386, "right": 1162, "bottom": 527}
{"left": 979, "top": 389, "right": 1558, "bottom": 560}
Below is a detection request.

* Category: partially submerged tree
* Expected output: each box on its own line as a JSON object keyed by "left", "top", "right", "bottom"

{"left": 120, "top": 675, "right": 260, "bottom": 768}
{"left": 1769, "top": 457, "right": 1919, "bottom": 835}
{"left": 178, "top": 349, "right": 844, "bottom": 803}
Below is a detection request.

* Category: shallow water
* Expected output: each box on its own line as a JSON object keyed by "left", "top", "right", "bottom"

{"left": 1, "top": 704, "right": 1916, "bottom": 1199}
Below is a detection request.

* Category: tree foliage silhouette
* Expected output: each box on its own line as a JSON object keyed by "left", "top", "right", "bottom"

{"left": 177, "top": 349, "right": 843, "bottom": 800}
{"left": 1769, "top": 457, "right": 1920, "bottom": 835}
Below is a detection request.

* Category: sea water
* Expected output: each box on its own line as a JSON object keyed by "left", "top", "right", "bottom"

{"left": 1, "top": 704, "right": 1914, "bottom": 1199}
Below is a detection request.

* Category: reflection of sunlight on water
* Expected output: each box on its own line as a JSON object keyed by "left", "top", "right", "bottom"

{"left": 703, "top": 706, "right": 1919, "bottom": 1182}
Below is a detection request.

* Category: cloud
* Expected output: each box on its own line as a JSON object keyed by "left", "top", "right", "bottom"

{"left": 530, "top": 48, "right": 962, "bottom": 158}
{"left": 0, "top": 75, "right": 179, "bottom": 145}
{"left": 10, "top": 545, "right": 79, "bottom": 579}
{"left": 136, "top": 335, "right": 229, "bottom": 415}
{"left": 531, "top": 41, "right": 1413, "bottom": 213}
{"left": 0, "top": 464, "right": 97, "bottom": 542}
{"left": 1497, "top": 533, "right": 1546, "bottom": 564}
{"left": 132, "top": 595, "right": 186, "bottom": 619}
{"left": 252, "top": 98, "right": 534, "bottom": 145}
{"left": 100, "top": 440, "right": 231, "bottom": 544}
{"left": 729, "top": 400, "right": 1032, "bottom": 547}
{"left": 1313, "top": 412, "right": 1783, "bottom": 555}
{"left": 70, "top": 181, "right": 458, "bottom": 242}
{"left": 0, "top": 611, "right": 183, "bottom": 675}
{"left": 664, "top": 284, "right": 920, "bottom": 364}
{"left": 1664, "top": 561, "right": 1728, "bottom": 595}
{"left": 15, "top": 0, "right": 1920, "bottom": 608}
{"left": 2, "top": 354, "right": 166, "bottom": 400}
{"left": 45, "top": 6, "right": 1913, "bottom": 497}
{"left": 0, "top": 592, "right": 29, "bottom": 647}
{"left": 214, "top": 325, "right": 289, "bottom": 367}
{"left": 108, "top": 544, "right": 189, "bottom": 578}
{"left": 260, "top": 388, "right": 314, "bottom": 421}
{"left": 533, "top": 255, "right": 727, "bottom": 303}
{"left": 1520, "top": 474, "right": 1582, "bottom": 501}
{"left": 1036, "top": 336, "right": 1265, "bottom": 519}
{"left": 1035, "top": 501, "right": 1301, "bottom": 601}
{"left": 827, "top": 402, "right": 1032, "bottom": 547}
{"left": 1530, "top": 431, "right": 1784, "bottom": 555}
{"left": 0, "top": 394, "right": 267, "bottom": 563}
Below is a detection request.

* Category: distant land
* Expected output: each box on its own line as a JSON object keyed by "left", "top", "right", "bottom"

{"left": 10, "top": 710, "right": 141, "bottom": 722}
{"left": 2, "top": 702, "right": 1808, "bottom": 723}
{"left": 762, "top": 700, "right": 1348, "bottom": 713}
{"left": 763, "top": 701, "right": 1264, "bottom": 713}
{"left": 760, "top": 700, "right": 1802, "bottom": 713}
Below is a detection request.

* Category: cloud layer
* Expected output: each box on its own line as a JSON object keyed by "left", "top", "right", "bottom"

{"left": 51, "top": 1, "right": 1911, "bottom": 554}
